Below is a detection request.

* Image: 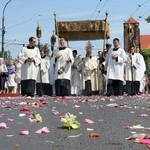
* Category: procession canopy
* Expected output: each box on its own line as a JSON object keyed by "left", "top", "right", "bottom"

{"left": 56, "top": 20, "right": 110, "bottom": 41}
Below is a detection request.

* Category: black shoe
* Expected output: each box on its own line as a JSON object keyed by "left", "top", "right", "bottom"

{"left": 106, "top": 93, "right": 111, "bottom": 96}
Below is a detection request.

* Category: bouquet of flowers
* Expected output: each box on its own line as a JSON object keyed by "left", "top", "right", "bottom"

{"left": 61, "top": 113, "right": 80, "bottom": 130}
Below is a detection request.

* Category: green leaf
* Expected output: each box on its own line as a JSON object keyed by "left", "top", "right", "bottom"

{"left": 71, "top": 122, "right": 80, "bottom": 129}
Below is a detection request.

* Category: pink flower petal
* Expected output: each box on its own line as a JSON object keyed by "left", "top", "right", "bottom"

{"left": 138, "top": 114, "right": 148, "bottom": 117}
{"left": 36, "top": 127, "right": 50, "bottom": 134}
{"left": 123, "top": 126, "right": 132, "bottom": 129}
{"left": 41, "top": 127, "right": 50, "bottom": 133}
{"left": 0, "top": 122, "right": 7, "bottom": 129}
{"left": 52, "top": 111, "right": 59, "bottom": 115}
{"left": 136, "top": 139, "right": 150, "bottom": 145}
{"left": 20, "top": 130, "right": 29, "bottom": 135}
{"left": 24, "top": 111, "right": 32, "bottom": 116}
{"left": 84, "top": 119, "right": 94, "bottom": 124}
{"left": 126, "top": 133, "right": 147, "bottom": 140}
{"left": 36, "top": 129, "right": 43, "bottom": 134}
{"left": 59, "top": 115, "right": 65, "bottom": 119}
{"left": 7, "top": 118, "right": 14, "bottom": 122}
{"left": 0, "top": 114, "right": 7, "bottom": 116}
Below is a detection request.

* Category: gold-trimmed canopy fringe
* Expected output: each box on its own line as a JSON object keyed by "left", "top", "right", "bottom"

{"left": 56, "top": 20, "right": 110, "bottom": 41}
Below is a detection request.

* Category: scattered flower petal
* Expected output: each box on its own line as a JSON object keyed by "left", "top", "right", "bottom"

{"left": 89, "top": 133, "right": 100, "bottom": 138}
{"left": 106, "top": 103, "right": 118, "bottom": 107}
{"left": 138, "top": 114, "right": 148, "bottom": 117}
{"left": 20, "top": 130, "right": 29, "bottom": 135}
{"left": 84, "top": 119, "right": 94, "bottom": 124}
{"left": 74, "top": 105, "right": 81, "bottom": 108}
{"left": 0, "top": 122, "right": 8, "bottom": 129}
{"left": 29, "top": 114, "right": 42, "bottom": 122}
{"left": 36, "top": 127, "right": 50, "bottom": 134}
{"left": 14, "top": 144, "right": 20, "bottom": 148}
{"left": 126, "top": 133, "right": 147, "bottom": 140}
{"left": 6, "top": 134, "right": 14, "bottom": 137}
{"left": 67, "top": 133, "right": 82, "bottom": 138}
{"left": 7, "top": 118, "right": 14, "bottom": 122}
{"left": 135, "top": 139, "right": 150, "bottom": 145}
{"left": 87, "top": 128, "right": 94, "bottom": 131}
{"left": 19, "top": 114, "right": 26, "bottom": 117}
{"left": 78, "top": 112, "right": 83, "bottom": 115}
{"left": 52, "top": 111, "right": 59, "bottom": 115}
{"left": 20, "top": 107, "right": 30, "bottom": 111}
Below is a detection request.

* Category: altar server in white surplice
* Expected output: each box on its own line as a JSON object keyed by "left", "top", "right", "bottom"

{"left": 104, "top": 38, "right": 127, "bottom": 96}
{"left": 18, "top": 37, "right": 41, "bottom": 97}
{"left": 71, "top": 50, "right": 82, "bottom": 95}
{"left": 125, "top": 47, "right": 141, "bottom": 95}
{"left": 136, "top": 47, "right": 146, "bottom": 94}
{"left": 36, "top": 49, "right": 51, "bottom": 96}
{"left": 53, "top": 38, "right": 73, "bottom": 96}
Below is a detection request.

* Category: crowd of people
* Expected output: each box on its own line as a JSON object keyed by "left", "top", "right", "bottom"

{"left": 0, "top": 36, "right": 149, "bottom": 97}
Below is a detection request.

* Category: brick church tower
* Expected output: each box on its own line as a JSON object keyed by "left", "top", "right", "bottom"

{"left": 124, "top": 17, "right": 140, "bottom": 52}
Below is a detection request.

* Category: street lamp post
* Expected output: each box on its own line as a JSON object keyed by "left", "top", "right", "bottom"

{"left": 36, "top": 24, "right": 42, "bottom": 50}
{"left": 1, "top": 0, "right": 12, "bottom": 53}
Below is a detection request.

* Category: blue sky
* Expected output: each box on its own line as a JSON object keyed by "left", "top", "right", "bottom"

{"left": 0, "top": 0, "right": 150, "bottom": 58}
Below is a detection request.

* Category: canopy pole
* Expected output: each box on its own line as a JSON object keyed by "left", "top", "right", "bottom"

{"left": 67, "top": 40, "right": 69, "bottom": 47}
{"left": 53, "top": 12, "right": 60, "bottom": 47}
{"left": 103, "top": 11, "right": 108, "bottom": 51}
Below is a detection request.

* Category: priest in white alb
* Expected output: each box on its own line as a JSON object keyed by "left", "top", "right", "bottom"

{"left": 18, "top": 37, "right": 41, "bottom": 97}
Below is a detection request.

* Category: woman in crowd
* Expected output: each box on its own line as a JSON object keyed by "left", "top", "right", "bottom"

{"left": 0, "top": 57, "right": 8, "bottom": 94}
{"left": 6, "top": 60, "right": 17, "bottom": 93}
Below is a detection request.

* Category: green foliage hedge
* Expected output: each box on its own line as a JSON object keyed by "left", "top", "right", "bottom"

{"left": 140, "top": 49, "right": 150, "bottom": 75}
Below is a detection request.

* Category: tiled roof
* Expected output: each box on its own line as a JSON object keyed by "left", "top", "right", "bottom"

{"left": 140, "top": 35, "right": 150, "bottom": 49}
{"left": 125, "top": 17, "right": 139, "bottom": 24}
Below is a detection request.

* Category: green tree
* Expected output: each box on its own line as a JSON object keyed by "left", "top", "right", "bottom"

{"left": 145, "top": 16, "right": 150, "bottom": 23}
{"left": 140, "top": 49, "right": 150, "bottom": 75}
{"left": 40, "top": 43, "right": 52, "bottom": 58}
{"left": 0, "top": 50, "right": 12, "bottom": 65}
